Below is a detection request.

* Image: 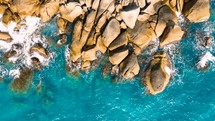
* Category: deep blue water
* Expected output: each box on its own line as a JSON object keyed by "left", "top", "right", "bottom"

{"left": 1, "top": 2, "right": 215, "bottom": 121}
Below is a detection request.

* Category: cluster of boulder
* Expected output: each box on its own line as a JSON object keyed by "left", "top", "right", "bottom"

{"left": 0, "top": 0, "right": 211, "bottom": 94}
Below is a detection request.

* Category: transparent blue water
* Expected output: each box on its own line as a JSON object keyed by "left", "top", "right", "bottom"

{"left": 1, "top": 3, "right": 215, "bottom": 121}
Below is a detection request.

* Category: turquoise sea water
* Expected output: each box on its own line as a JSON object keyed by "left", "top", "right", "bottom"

{"left": 1, "top": 3, "right": 215, "bottom": 121}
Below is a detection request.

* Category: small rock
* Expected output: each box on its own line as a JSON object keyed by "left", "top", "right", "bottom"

{"left": 0, "top": 32, "right": 12, "bottom": 42}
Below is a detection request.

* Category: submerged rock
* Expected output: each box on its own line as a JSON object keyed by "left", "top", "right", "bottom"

{"left": 10, "top": 68, "right": 33, "bottom": 93}
{"left": 142, "top": 51, "right": 172, "bottom": 95}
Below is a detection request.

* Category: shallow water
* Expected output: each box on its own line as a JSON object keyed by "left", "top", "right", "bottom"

{"left": 1, "top": 2, "right": 215, "bottom": 121}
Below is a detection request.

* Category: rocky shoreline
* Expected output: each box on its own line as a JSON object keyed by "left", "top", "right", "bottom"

{"left": 0, "top": 0, "right": 211, "bottom": 95}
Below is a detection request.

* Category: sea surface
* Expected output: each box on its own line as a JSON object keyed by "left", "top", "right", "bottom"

{"left": 1, "top": 2, "right": 215, "bottom": 121}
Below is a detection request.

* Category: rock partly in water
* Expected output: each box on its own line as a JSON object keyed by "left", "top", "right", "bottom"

{"left": 142, "top": 51, "right": 172, "bottom": 95}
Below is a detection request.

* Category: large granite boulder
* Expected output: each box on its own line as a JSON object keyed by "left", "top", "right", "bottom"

{"left": 39, "top": 0, "right": 59, "bottom": 22}
{"left": 160, "top": 25, "right": 184, "bottom": 47}
{"left": 59, "top": 2, "right": 83, "bottom": 23}
{"left": 142, "top": 51, "right": 172, "bottom": 95}
{"left": 70, "top": 19, "right": 83, "bottom": 61}
{"left": 82, "top": 46, "right": 97, "bottom": 61}
{"left": 127, "top": 21, "right": 156, "bottom": 49}
{"left": 120, "top": 5, "right": 140, "bottom": 29}
{"left": 109, "top": 47, "right": 129, "bottom": 65}
{"left": 9, "top": 0, "right": 40, "bottom": 17}
{"left": 120, "top": 53, "right": 140, "bottom": 80}
{"left": 108, "top": 32, "right": 128, "bottom": 51}
{"left": 183, "top": 0, "right": 210, "bottom": 22}
{"left": 102, "top": 18, "right": 121, "bottom": 47}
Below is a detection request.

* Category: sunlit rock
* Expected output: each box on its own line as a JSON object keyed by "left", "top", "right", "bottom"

{"left": 102, "top": 18, "right": 120, "bottom": 47}
{"left": 183, "top": 0, "right": 210, "bottom": 22}
{"left": 120, "top": 5, "right": 140, "bottom": 29}
{"left": 109, "top": 47, "right": 129, "bottom": 65}
{"left": 142, "top": 51, "right": 172, "bottom": 95}
{"left": 120, "top": 53, "right": 140, "bottom": 80}
{"left": 40, "top": 0, "right": 59, "bottom": 22}
{"left": 160, "top": 25, "right": 184, "bottom": 47}
{"left": 0, "top": 32, "right": 12, "bottom": 42}
{"left": 9, "top": 0, "right": 40, "bottom": 18}
{"left": 59, "top": 2, "right": 83, "bottom": 23}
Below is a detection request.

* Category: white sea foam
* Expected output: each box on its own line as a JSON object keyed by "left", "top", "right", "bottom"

{"left": 0, "top": 15, "right": 52, "bottom": 68}
{"left": 197, "top": 52, "right": 215, "bottom": 69}
{"left": 9, "top": 69, "right": 20, "bottom": 79}
{"left": 0, "top": 66, "right": 8, "bottom": 78}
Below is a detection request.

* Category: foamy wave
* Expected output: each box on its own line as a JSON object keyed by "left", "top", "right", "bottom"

{"left": 0, "top": 66, "right": 8, "bottom": 78}
{"left": 0, "top": 15, "right": 52, "bottom": 68}
{"left": 197, "top": 52, "right": 215, "bottom": 69}
{"left": 9, "top": 69, "right": 20, "bottom": 79}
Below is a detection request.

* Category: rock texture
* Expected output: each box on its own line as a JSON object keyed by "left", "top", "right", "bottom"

{"left": 143, "top": 51, "right": 172, "bottom": 95}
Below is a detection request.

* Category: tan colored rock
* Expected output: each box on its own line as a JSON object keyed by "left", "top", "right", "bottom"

{"left": 9, "top": 0, "right": 40, "bottom": 17}
{"left": 59, "top": 2, "right": 83, "bottom": 23}
{"left": 155, "top": 20, "right": 166, "bottom": 37}
{"left": 120, "top": 5, "right": 140, "bottom": 29}
{"left": 143, "top": 1, "right": 164, "bottom": 15}
{"left": 160, "top": 25, "right": 184, "bottom": 47}
{"left": 108, "top": 32, "right": 128, "bottom": 51}
{"left": 137, "top": 0, "right": 146, "bottom": 8}
{"left": 133, "top": 44, "right": 142, "bottom": 55}
{"left": 40, "top": 0, "right": 59, "bottom": 22}
{"left": 2, "top": 8, "right": 13, "bottom": 26}
{"left": 0, "top": 32, "right": 12, "bottom": 42}
{"left": 120, "top": 53, "right": 140, "bottom": 80}
{"left": 57, "top": 17, "right": 68, "bottom": 34}
{"left": 120, "top": 21, "right": 127, "bottom": 29}
{"left": 127, "top": 21, "right": 156, "bottom": 49}
{"left": 142, "top": 51, "right": 172, "bottom": 95}
{"left": 70, "top": 19, "right": 83, "bottom": 61}
{"left": 95, "top": 13, "right": 107, "bottom": 32}
{"left": 82, "top": 46, "right": 97, "bottom": 61}
{"left": 81, "top": 61, "right": 91, "bottom": 72}
{"left": 102, "top": 18, "right": 121, "bottom": 47}
{"left": 109, "top": 47, "right": 129, "bottom": 65}
{"left": 30, "top": 45, "right": 49, "bottom": 59}
{"left": 0, "top": 4, "right": 8, "bottom": 14}
{"left": 96, "top": 36, "right": 107, "bottom": 54}
{"left": 138, "top": 13, "right": 150, "bottom": 22}
{"left": 96, "top": 0, "right": 115, "bottom": 20}
{"left": 183, "top": 0, "right": 210, "bottom": 22}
